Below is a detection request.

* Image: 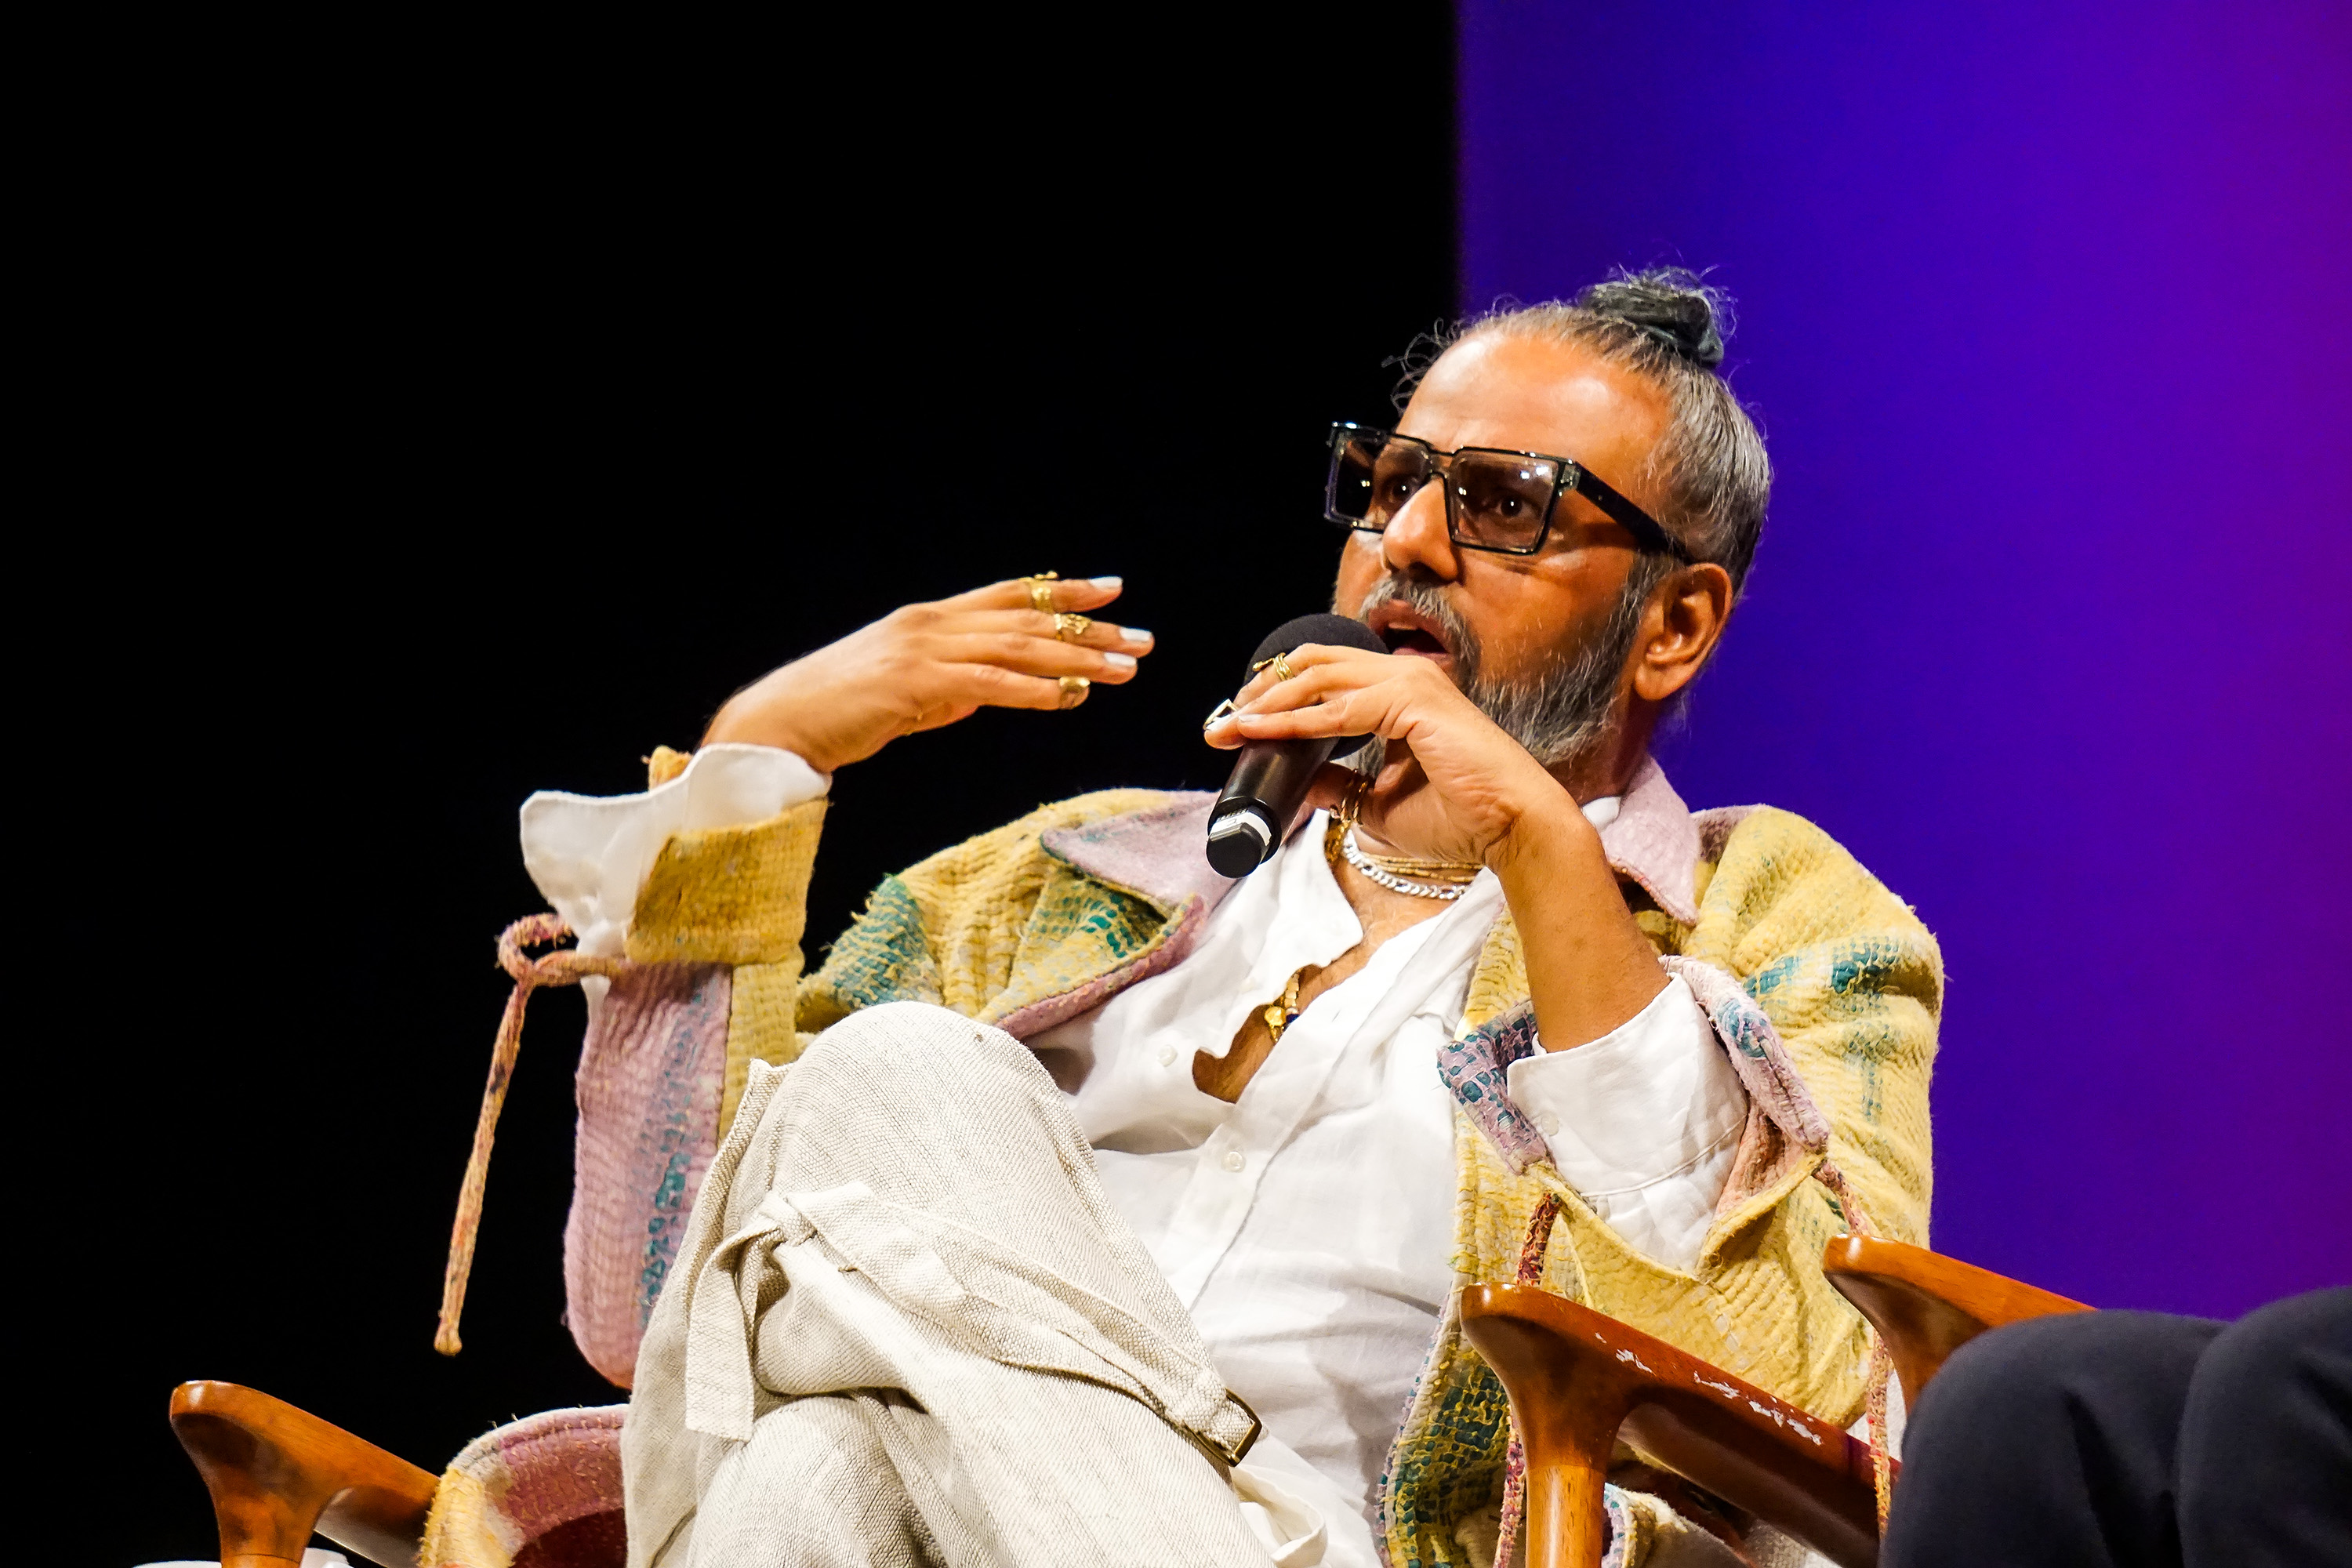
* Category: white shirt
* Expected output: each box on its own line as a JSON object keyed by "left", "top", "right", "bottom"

{"left": 520, "top": 744, "right": 1749, "bottom": 1566}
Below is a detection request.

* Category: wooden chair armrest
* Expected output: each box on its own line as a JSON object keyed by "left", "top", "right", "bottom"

{"left": 1820, "top": 1236, "right": 2091, "bottom": 1412}
{"left": 1461, "top": 1283, "right": 1882, "bottom": 1568}
{"left": 170, "top": 1381, "right": 439, "bottom": 1568}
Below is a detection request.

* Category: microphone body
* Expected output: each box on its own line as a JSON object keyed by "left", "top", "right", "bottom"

{"left": 1204, "top": 612, "right": 1388, "bottom": 878}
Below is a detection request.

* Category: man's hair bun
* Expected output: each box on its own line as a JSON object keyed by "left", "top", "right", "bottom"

{"left": 1574, "top": 267, "right": 1729, "bottom": 371}
{"left": 1388, "top": 264, "right": 1769, "bottom": 595}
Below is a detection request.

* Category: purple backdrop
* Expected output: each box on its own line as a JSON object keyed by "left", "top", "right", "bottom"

{"left": 1460, "top": 2, "right": 2350, "bottom": 1316}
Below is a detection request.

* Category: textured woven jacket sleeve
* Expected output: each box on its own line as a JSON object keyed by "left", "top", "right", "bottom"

{"left": 1685, "top": 807, "right": 1942, "bottom": 1256}
{"left": 621, "top": 759, "right": 1181, "bottom": 1135}
{"left": 1669, "top": 804, "right": 1944, "bottom": 1413}
{"left": 1382, "top": 806, "right": 1941, "bottom": 1568}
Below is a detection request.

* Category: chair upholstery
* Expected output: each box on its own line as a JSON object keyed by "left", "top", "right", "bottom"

{"left": 419, "top": 1406, "right": 627, "bottom": 1568}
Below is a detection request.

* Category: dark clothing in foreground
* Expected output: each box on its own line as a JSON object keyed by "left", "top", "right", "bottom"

{"left": 1882, "top": 1287, "right": 2350, "bottom": 1568}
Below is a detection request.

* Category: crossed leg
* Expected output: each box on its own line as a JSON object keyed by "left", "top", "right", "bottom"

{"left": 623, "top": 1001, "right": 1279, "bottom": 1568}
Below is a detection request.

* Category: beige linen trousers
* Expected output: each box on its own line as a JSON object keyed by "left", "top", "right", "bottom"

{"left": 622, "top": 1001, "right": 1319, "bottom": 1567}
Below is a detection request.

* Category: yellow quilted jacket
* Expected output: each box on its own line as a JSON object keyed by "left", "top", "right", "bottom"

{"left": 621, "top": 757, "right": 1941, "bottom": 1566}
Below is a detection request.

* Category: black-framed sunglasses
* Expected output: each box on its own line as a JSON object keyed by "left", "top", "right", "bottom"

{"left": 1323, "top": 422, "right": 1690, "bottom": 560}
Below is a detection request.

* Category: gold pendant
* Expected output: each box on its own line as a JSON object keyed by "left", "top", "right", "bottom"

{"left": 1260, "top": 967, "right": 1307, "bottom": 1044}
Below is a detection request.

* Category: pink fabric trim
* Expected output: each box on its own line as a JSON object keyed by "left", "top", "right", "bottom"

{"left": 1692, "top": 803, "right": 1761, "bottom": 863}
{"left": 1599, "top": 757, "right": 1702, "bottom": 924}
{"left": 998, "top": 791, "right": 1243, "bottom": 1039}
{"left": 563, "top": 963, "right": 730, "bottom": 1388}
{"left": 1662, "top": 954, "right": 1838, "bottom": 1226}
{"left": 1659, "top": 956, "right": 1831, "bottom": 1152}
{"left": 994, "top": 891, "right": 1221, "bottom": 1039}
{"left": 1039, "top": 791, "right": 1232, "bottom": 916}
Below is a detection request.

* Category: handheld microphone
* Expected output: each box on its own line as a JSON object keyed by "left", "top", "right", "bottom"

{"left": 1204, "top": 612, "right": 1388, "bottom": 878}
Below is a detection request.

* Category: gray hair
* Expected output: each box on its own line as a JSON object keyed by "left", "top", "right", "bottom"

{"left": 1394, "top": 267, "right": 1773, "bottom": 597}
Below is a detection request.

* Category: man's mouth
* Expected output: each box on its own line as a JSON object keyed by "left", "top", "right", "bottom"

{"left": 1366, "top": 601, "right": 1456, "bottom": 664}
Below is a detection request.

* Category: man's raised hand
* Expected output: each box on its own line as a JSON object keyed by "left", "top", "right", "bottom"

{"left": 1202, "top": 642, "right": 1581, "bottom": 871}
{"left": 704, "top": 576, "right": 1152, "bottom": 774}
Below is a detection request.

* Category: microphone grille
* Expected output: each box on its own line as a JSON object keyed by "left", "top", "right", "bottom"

{"left": 1247, "top": 612, "right": 1387, "bottom": 672}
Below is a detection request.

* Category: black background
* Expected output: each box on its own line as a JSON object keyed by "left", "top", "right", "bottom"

{"left": 80, "top": 12, "right": 1457, "bottom": 1559}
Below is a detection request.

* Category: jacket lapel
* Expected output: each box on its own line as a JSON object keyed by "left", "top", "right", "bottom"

{"left": 990, "top": 792, "right": 1234, "bottom": 1038}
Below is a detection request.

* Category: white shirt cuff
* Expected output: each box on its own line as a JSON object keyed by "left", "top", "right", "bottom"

{"left": 518, "top": 744, "right": 828, "bottom": 958}
{"left": 1504, "top": 974, "right": 1748, "bottom": 1271}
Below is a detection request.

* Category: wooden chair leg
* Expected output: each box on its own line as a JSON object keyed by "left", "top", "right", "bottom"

{"left": 170, "top": 1382, "right": 437, "bottom": 1568}
{"left": 1465, "top": 1302, "right": 1637, "bottom": 1568}
{"left": 1462, "top": 1284, "right": 1882, "bottom": 1568}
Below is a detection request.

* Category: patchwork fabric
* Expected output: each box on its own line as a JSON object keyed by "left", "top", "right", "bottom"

{"left": 793, "top": 874, "right": 944, "bottom": 1027}
{"left": 1435, "top": 1002, "right": 1549, "bottom": 1175}
{"left": 796, "top": 789, "right": 1208, "bottom": 1040}
{"left": 420, "top": 1404, "right": 626, "bottom": 1568}
{"left": 1378, "top": 807, "right": 1940, "bottom": 1566}
{"left": 717, "top": 957, "right": 809, "bottom": 1135}
{"left": 1680, "top": 806, "right": 1940, "bottom": 1254}
{"left": 626, "top": 799, "right": 826, "bottom": 967}
{"left": 1377, "top": 1286, "right": 1521, "bottom": 1568}
{"left": 562, "top": 962, "right": 730, "bottom": 1388}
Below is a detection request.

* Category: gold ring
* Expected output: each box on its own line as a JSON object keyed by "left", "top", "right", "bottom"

{"left": 1025, "top": 572, "right": 1059, "bottom": 613}
{"left": 1058, "top": 675, "right": 1091, "bottom": 709}
{"left": 1054, "top": 612, "right": 1092, "bottom": 643}
{"left": 1270, "top": 652, "right": 1297, "bottom": 684}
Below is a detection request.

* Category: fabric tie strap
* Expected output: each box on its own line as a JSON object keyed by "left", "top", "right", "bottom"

{"left": 434, "top": 913, "right": 629, "bottom": 1357}
{"left": 683, "top": 1188, "right": 818, "bottom": 1441}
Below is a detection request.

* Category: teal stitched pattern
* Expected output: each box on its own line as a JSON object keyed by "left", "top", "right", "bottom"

{"left": 801, "top": 875, "right": 946, "bottom": 1022}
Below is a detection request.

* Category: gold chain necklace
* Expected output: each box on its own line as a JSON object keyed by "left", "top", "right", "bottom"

{"left": 1256, "top": 800, "right": 1483, "bottom": 1046}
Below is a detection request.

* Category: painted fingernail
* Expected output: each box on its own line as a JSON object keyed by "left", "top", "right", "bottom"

{"left": 1121, "top": 626, "right": 1154, "bottom": 647}
{"left": 1102, "top": 651, "right": 1136, "bottom": 671}
{"left": 1089, "top": 575, "right": 1123, "bottom": 590}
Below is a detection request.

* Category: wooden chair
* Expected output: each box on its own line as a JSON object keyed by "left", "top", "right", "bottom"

{"left": 168, "top": 1381, "right": 626, "bottom": 1568}
{"left": 1459, "top": 1234, "right": 2092, "bottom": 1568}
{"left": 171, "top": 1236, "right": 2087, "bottom": 1567}
{"left": 169, "top": 1381, "right": 438, "bottom": 1568}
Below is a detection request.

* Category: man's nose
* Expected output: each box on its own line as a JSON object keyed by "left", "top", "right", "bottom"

{"left": 1381, "top": 479, "right": 1461, "bottom": 581}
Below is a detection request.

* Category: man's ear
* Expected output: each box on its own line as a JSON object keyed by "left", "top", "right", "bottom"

{"left": 1632, "top": 562, "right": 1735, "bottom": 703}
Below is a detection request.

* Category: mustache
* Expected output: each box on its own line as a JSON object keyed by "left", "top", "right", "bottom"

{"left": 1347, "top": 571, "right": 1486, "bottom": 688}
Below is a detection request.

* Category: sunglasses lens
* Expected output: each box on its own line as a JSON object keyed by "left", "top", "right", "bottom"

{"left": 1328, "top": 432, "right": 1432, "bottom": 529}
{"left": 1448, "top": 452, "right": 1557, "bottom": 551}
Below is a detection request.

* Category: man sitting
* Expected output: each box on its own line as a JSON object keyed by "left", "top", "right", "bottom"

{"left": 521, "top": 270, "right": 1943, "bottom": 1566}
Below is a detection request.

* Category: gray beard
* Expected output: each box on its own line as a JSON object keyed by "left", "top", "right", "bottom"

{"left": 1342, "top": 568, "right": 1653, "bottom": 769}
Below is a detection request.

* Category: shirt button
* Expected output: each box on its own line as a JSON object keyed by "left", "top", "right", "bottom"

{"left": 1221, "top": 1149, "right": 1246, "bottom": 1174}
{"left": 1536, "top": 1111, "right": 1561, "bottom": 1137}
{"left": 1157, "top": 1045, "right": 1178, "bottom": 1067}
